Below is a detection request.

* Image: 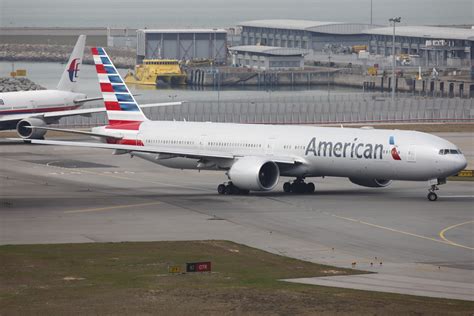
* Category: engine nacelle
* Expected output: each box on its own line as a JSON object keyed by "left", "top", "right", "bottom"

{"left": 228, "top": 156, "right": 280, "bottom": 191}
{"left": 349, "top": 178, "right": 392, "bottom": 188}
{"left": 16, "top": 118, "right": 47, "bottom": 139}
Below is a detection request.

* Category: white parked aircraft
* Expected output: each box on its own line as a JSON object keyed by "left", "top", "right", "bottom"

{"left": 0, "top": 35, "right": 100, "bottom": 139}
{"left": 0, "top": 36, "right": 180, "bottom": 139}
{"left": 26, "top": 48, "right": 467, "bottom": 201}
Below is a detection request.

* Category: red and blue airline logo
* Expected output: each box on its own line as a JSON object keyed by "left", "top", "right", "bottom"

{"left": 67, "top": 58, "right": 80, "bottom": 82}
{"left": 389, "top": 136, "right": 401, "bottom": 160}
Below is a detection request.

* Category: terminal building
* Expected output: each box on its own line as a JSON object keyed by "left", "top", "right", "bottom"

{"left": 238, "top": 20, "right": 474, "bottom": 68}
{"left": 136, "top": 29, "right": 227, "bottom": 64}
{"left": 238, "top": 20, "right": 375, "bottom": 51}
{"left": 364, "top": 26, "right": 474, "bottom": 67}
{"left": 229, "top": 45, "right": 306, "bottom": 70}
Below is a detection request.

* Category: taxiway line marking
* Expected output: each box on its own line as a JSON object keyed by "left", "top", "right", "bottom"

{"left": 64, "top": 201, "right": 161, "bottom": 214}
{"left": 439, "top": 221, "right": 474, "bottom": 250}
{"left": 76, "top": 168, "right": 215, "bottom": 193}
{"left": 332, "top": 214, "right": 473, "bottom": 251}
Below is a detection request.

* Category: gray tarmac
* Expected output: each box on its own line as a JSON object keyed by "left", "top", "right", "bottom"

{"left": 0, "top": 136, "right": 473, "bottom": 301}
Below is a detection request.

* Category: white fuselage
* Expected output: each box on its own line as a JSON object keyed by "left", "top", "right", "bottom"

{"left": 0, "top": 90, "right": 86, "bottom": 126}
{"left": 97, "top": 121, "right": 467, "bottom": 182}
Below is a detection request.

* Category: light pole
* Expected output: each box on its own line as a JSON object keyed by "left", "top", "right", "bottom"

{"left": 328, "top": 51, "right": 331, "bottom": 102}
{"left": 370, "top": 0, "right": 373, "bottom": 25}
{"left": 389, "top": 17, "right": 401, "bottom": 103}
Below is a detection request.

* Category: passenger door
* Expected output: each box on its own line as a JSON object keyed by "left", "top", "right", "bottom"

{"left": 266, "top": 138, "right": 276, "bottom": 155}
{"left": 407, "top": 146, "right": 416, "bottom": 162}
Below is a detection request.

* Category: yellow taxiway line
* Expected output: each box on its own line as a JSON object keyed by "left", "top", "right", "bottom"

{"left": 332, "top": 214, "right": 473, "bottom": 251}
{"left": 64, "top": 201, "right": 161, "bottom": 214}
{"left": 439, "top": 220, "right": 474, "bottom": 250}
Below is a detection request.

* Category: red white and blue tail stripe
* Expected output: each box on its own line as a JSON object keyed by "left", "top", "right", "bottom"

{"left": 91, "top": 47, "right": 148, "bottom": 129}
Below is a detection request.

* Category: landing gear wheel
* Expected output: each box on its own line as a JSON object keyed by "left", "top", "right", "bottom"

{"left": 427, "top": 192, "right": 438, "bottom": 201}
{"left": 426, "top": 181, "right": 442, "bottom": 201}
{"left": 285, "top": 178, "right": 315, "bottom": 194}
{"left": 223, "top": 182, "right": 244, "bottom": 195}
{"left": 217, "top": 184, "right": 226, "bottom": 195}
{"left": 224, "top": 185, "right": 234, "bottom": 195}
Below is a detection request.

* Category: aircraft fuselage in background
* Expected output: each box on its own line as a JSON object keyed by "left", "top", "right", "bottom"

{"left": 0, "top": 90, "right": 86, "bottom": 129}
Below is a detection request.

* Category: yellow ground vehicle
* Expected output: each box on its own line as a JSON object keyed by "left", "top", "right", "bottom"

{"left": 124, "top": 59, "right": 186, "bottom": 86}
{"left": 352, "top": 45, "right": 368, "bottom": 53}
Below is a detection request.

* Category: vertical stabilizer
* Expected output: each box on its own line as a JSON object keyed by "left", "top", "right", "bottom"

{"left": 91, "top": 47, "right": 148, "bottom": 126}
{"left": 57, "top": 35, "right": 86, "bottom": 92}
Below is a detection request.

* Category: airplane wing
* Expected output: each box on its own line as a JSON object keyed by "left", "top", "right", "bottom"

{"left": 23, "top": 139, "right": 302, "bottom": 165}
{"left": 73, "top": 96, "right": 103, "bottom": 104}
{"left": 0, "top": 101, "right": 184, "bottom": 122}
{"left": 22, "top": 126, "right": 123, "bottom": 139}
{"left": 43, "top": 101, "right": 184, "bottom": 119}
{"left": 140, "top": 101, "right": 185, "bottom": 108}
{"left": 25, "top": 139, "right": 235, "bottom": 160}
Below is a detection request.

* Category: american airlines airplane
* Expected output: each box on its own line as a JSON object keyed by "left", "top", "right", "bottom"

{"left": 0, "top": 36, "right": 179, "bottom": 139}
{"left": 26, "top": 48, "right": 467, "bottom": 201}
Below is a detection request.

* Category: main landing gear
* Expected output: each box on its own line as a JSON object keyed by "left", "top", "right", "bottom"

{"left": 217, "top": 182, "right": 249, "bottom": 195}
{"left": 283, "top": 178, "right": 315, "bottom": 194}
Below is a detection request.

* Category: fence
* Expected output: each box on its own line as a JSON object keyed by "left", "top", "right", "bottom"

{"left": 57, "top": 94, "right": 474, "bottom": 128}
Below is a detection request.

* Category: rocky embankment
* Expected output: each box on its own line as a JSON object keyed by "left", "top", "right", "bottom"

{"left": 0, "top": 44, "right": 136, "bottom": 69}
{"left": 0, "top": 77, "right": 45, "bottom": 92}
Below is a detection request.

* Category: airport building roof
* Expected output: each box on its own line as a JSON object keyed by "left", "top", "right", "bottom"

{"left": 364, "top": 26, "right": 474, "bottom": 41}
{"left": 239, "top": 20, "right": 378, "bottom": 35}
{"left": 229, "top": 45, "right": 306, "bottom": 56}
{"left": 138, "top": 28, "right": 227, "bottom": 34}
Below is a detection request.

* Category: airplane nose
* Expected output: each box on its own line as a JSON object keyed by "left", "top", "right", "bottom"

{"left": 458, "top": 154, "right": 468, "bottom": 171}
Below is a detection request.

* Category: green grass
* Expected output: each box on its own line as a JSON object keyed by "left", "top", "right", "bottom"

{"left": 1, "top": 241, "right": 472, "bottom": 315}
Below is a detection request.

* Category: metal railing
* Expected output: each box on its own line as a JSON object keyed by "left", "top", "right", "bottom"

{"left": 57, "top": 95, "right": 474, "bottom": 128}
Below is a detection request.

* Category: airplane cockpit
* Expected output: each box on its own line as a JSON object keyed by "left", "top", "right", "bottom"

{"left": 438, "top": 149, "right": 463, "bottom": 155}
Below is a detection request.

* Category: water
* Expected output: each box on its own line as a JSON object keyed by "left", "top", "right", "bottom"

{"left": 1, "top": 0, "right": 472, "bottom": 28}
{"left": 0, "top": 61, "right": 360, "bottom": 106}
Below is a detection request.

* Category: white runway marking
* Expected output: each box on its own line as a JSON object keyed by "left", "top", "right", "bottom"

{"left": 440, "top": 195, "right": 474, "bottom": 198}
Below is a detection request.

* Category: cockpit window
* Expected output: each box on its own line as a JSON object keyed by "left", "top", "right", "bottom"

{"left": 439, "top": 149, "right": 462, "bottom": 155}
{"left": 0, "top": 99, "right": 4, "bottom": 105}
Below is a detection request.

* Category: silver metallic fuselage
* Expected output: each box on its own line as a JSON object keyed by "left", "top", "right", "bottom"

{"left": 98, "top": 121, "right": 467, "bottom": 181}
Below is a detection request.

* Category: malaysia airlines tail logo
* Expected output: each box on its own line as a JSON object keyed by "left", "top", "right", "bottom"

{"left": 389, "top": 136, "right": 402, "bottom": 160}
{"left": 67, "top": 58, "right": 80, "bottom": 82}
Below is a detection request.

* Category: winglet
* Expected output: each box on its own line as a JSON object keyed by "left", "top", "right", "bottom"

{"left": 57, "top": 35, "right": 86, "bottom": 92}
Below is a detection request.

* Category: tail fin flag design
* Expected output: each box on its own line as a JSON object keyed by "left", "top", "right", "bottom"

{"left": 57, "top": 35, "right": 86, "bottom": 92}
{"left": 91, "top": 47, "right": 148, "bottom": 128}
{"left": 389, "top": 136, "right": 402, "bottom": 160}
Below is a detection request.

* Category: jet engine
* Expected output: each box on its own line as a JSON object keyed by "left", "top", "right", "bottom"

{"left": 16, "top": 118, "right": 47, "bottom": 139}
{"left": 228, "top": 156, "right": 280, "bottom": 191}
{"left": 349, "top": 178, "right": 392, "bottom": 188}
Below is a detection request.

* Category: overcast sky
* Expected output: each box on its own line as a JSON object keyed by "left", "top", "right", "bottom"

{"left": 1, "top": 0, "right": 472, "bottom": 28}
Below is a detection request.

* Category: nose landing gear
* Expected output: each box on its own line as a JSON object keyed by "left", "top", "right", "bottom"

{"left": 283, "top": 178, "right": 315, "bottom": 194}
{"left": 427, "top": 178, "right": 446, "bottom": 201}
{"left": 427, "top": 186, "right": 438, "bottom": 201}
